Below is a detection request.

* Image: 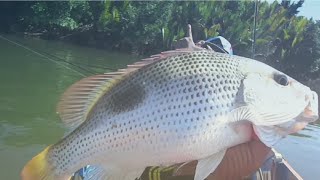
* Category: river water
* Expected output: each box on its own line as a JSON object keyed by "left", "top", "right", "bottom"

{"left": 0, "top": 35, "right": 319, "bottom": 180}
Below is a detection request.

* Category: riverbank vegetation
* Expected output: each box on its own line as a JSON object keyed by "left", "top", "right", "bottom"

{"left": 0, "top": 0, "right": 319, "bottom": 82}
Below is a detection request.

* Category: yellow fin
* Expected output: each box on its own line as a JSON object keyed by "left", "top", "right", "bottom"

{"left": 21, "top": 146, "right": 55, "bottom": 180}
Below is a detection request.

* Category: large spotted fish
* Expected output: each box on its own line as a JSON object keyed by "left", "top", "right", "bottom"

{"left": 21, "top": 45, "right": 318, "bottom": 180}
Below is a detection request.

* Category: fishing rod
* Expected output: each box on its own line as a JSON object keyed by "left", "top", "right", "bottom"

{"left": 252, "top": 0, "right": 259, "bottom": 59}
{"left": 0, "top": 35, "right": 88, "bottom": 77}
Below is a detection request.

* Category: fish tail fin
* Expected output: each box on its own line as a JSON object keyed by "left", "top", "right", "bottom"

{"left": 21, "top": 145, "right": 57, "bottom": 180}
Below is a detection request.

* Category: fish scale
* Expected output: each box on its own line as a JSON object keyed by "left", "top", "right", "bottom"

{"left": 22, "top": 50, "right": 318, "bottom": 180}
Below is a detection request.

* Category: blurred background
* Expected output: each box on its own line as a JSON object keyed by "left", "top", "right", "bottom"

{"left": 0, "top": 1, "right": 319, "bottom": 179}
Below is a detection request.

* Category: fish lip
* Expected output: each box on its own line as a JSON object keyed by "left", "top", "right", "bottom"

{"left": 301, "top": 106, "right": 319, "bottom": 122}
{"left": 272, "top": 103, "right": 318, "bottom": 135}
{"left": 253, "top": 91, "right": 318, "bottom": 140}
{"left": 274, "top": 105, "right": 318, "bottom": 134}
{"left": 301, "top": 91, "right": 319, "bottom": 122}
{"left": 297, "top": 105, "right": 319, "bottom": 123}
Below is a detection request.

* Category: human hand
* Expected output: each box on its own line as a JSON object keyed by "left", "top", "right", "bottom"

{"left": 172, "top": 140, "right": 271, "bottom": 180}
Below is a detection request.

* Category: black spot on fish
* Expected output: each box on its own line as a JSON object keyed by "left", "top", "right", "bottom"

{"left": 109, "top": 81, "right": 146, "bottom": 114}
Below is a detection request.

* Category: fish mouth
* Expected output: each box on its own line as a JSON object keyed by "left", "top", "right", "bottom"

{"left": 275, "top": 91, "right": 319, "bottom": 135}
{"left": 253, "top": 91, "right": 319, "bottom": 140}
{"left": 301, "top": 103, "right": 318, "bottom": 122}
{"left": 297, "top": 90, "right": 319, "bottom": 123}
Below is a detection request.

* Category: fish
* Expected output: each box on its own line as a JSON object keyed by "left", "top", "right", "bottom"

{"left": 21, "top": 47, "right": 318, "bottom": 180}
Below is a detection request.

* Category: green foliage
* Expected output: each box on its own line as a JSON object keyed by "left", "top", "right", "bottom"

{"left": 0, "top": 0, "right": 319, "bottom": 81}
{"left": 17, "top": 1, "right": 94, "bottom": 32}
{"left": 96, "top": 1, "right": 174, "bottom": 54}
{"left": 282, "top": 20, "right": 320, "bottom": 80}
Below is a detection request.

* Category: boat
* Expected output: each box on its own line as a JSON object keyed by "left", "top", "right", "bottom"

{"left": 247, "top": 149, "right": 303, "bottom": 180}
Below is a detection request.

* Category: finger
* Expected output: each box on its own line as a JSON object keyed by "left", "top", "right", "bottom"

{"left": 207, "top": 140, "right": 271, "bottom": 180}
{"left": 173, "top": 161, "right": 197, "bottom": 176}
{"left": 173, "top": 140, "right": 271, "bottom": 179}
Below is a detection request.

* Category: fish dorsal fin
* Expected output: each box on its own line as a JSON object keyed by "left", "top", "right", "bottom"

{"left": 56, "top": 24, "right": 205, "bottom": 129}
{"left": 56, "top": 74, "right": 120, "bottom": 129}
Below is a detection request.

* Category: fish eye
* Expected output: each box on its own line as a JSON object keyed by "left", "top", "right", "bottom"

{"left": 274, "top": 74, "right": 289, "bottom": 86}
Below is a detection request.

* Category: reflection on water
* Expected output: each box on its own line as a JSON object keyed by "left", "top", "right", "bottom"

{"left": 291, "top": 132, "right": 313, "bottom": 138}
{"left": 0, "top": 35, "right": 319, "bottom": 180}
{"left": 275, "top": 124, "right": 320, "bottom": 180}
{"left": 291, "top": 126, "right": 315, "bottom": 138}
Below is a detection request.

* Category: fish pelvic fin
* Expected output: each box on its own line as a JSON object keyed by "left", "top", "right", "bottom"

{"left": 253, "top": 126, "right": 284, "bottom": 147}
{"left": 194, "top": 150, "right": 226, "bottom": 180}
{"left": 21, "top": 145, "right": 64, "bottom": 180}
{"left": 56, "top": 74, "right": 121, "bottom": 130}
{"left": 84, "top": 166, "right": 145, "bottom": 180}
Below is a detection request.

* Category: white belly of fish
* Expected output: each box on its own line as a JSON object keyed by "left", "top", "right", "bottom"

{"left": 100, "top": 119, "right": 252, "bottom": 169}
{"left": 88, "top": 89, "right": 252, "bottom": 169}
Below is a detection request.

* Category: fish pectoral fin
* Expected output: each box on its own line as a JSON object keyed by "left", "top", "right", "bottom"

{"left": 252, "top": 108, "right": 301, "bottom": 126}
{"left": 229, "top": 106, "right": 261, "bottom": 123}
{"left": 229, "top": 106, "right": 297, "bottom": 126}
{"left": 229, "top": 106, "right": 287, "bottom": 147}
{"left": 253, "top": 126, "right": 284, "bottom": 147}
{"left": 194, "top": 150, "right": 226, "bottom": 180}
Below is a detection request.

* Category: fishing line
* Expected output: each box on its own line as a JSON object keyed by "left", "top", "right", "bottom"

{"left": 32, "top": 44, "right": 118, "bottom": 71}
{"left": 76, "top": 63, "right": 117, "bottom": 71}
{"left": 0, "top": 35, "right": 86, "bottom": 77}
{"left": 37, "top": 50, "right": 99, "bottom": 75}
{"left": 22, "top": 44, "right": 117, "bottom": 74}
{"left": 39, "top": 50, "right": 117, "bottom": 71}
